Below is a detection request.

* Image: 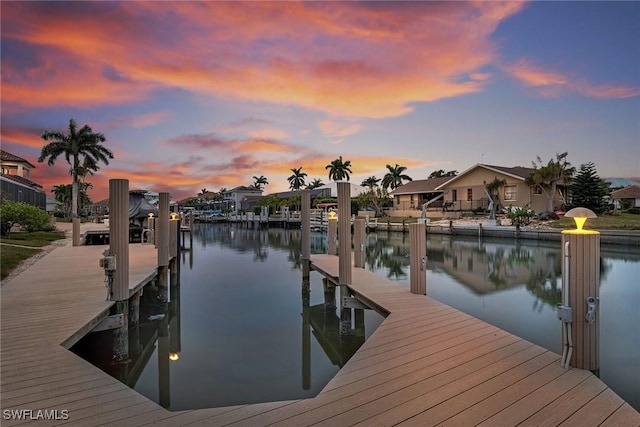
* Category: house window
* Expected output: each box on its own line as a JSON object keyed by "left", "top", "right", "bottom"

{"left": 410, "top": 194, "right": 414, "bottom": 208}
{"left": 467, "top": 188, "right": 473, "bottom": 202}
{"left": 452, "top": 190, "right": 457, "bottom": 202}
{"left": 533, "top": 186, "right": 543, "bottom": 195}
{"left": 504, "top": 185, "right": 517, "bottom": 201}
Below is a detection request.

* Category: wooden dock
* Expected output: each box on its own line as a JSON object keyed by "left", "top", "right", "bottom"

{"left": 1, "top": 244, "right": 638, "bottom": 425}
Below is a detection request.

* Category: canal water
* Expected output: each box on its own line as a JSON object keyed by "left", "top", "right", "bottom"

{"left": 72, "top": 223, "right": 640, "bottom": 411}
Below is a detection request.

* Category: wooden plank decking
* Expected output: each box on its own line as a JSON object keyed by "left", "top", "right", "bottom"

{"left": 1, "top": 244, "right": 638, "bottom": 426}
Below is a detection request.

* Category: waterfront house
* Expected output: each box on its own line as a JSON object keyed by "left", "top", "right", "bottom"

{"left": 437, "top": 164, "right": 558, "bottom": 215}
{"left": 389, "top": 163, "right": 566, "bottom": 218}
{"left": 226, "top": 186, "right": 263, "bottom": 213}
{"left": 610, "top": 185, "right": 640, "bottom": 209}
{"left": 0, "top": 150, "right": 46, "bottom": 209}
{"left": 389, "top": 176, "right": 450, "bottom": 217}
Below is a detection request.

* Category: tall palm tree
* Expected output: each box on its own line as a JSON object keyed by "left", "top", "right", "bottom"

{"left": 39, "top": 119, "right": 113, "bottom": 219}
{"left": 200, "top": 188, "right": 209, "bottom": 195}
{"left": 361, "top": 176, "right": 380, "bottom": 190}
{"left": 287, "top": 167, "right": 307, "bottom": 190}
{"left": 326, "top": 156, "right": 352, "bottom": 181}
{"left": 382, "top": 164, "right": 412, "bottom": 191}
{"left": 306, "top": 178, "right": 324, "bottom": 190}
{"left": 252, "top": 175, "right": 269, "bottom": 190}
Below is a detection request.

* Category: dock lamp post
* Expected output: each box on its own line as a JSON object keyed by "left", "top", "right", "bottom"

{"left": 559, "top": 207, "right": 600, "bottom": 372}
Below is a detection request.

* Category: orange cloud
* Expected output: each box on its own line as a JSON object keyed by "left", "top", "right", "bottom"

{"left": 236, "top": 139, "right": 292, "bottom": 153}
{"left": 318, "top": 120, "right": 362, "bottom": 139}
{"left": 0, "top": 125, "right": 44, "bottom": 149}
{"left": 1, "top": 1, "right": 526, "bottom": 117}
{"left": 248, "top": 128, "right": 289, "bottom": 140}
{"left": 502, "top": 60, "right": 640, "bottom": 99}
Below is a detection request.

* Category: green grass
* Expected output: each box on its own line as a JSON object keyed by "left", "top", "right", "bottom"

{"left": 1, "top": 246, "right": 42, "bottom": 280}
{"left": 547, "top": 213, "right": 640, "bottom": 231}
{"left": 0, "top": 231, "right": 66, "bottom": 280}
{"left": 383, "top": 212, "right": 640, "bottom": 230}
{"left": 0, "top": 231, "right": 66, "bottom": 247}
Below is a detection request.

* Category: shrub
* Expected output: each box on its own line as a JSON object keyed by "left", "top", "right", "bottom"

{"left": 0, "top": 201, "right": 52, "bottom": 237}
{"left": 506, "top": 204, "right": 535, "bottom": 227}
{"left": 625, "top": 207, "right": 640, "bottom": 215}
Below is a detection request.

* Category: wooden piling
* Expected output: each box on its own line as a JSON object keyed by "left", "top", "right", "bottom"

{"left": 157, "top": 192, "right": 170, "bottom": 303}
{"left": 340, "top": 284, "right": 352, "bottom": 336}
{"left": 72, "top": 217, "right": 81, "bottom": 246}
{"left": 111, "top": 300, "right": 129, "bottom": 364}
{"left": 128, "top": 291, "right": 140, "bottom": 326}
{"left": 323, "top": 278, "right": 336, "bottom": 311}
{"left": 337, "top": 182, "right": 351, "bottom": 286}
{"left": 301, "top": 190, "right": 310, "bottom": 260}
{"left": 109, "top": 179, "right": 129, "bottom": 301}
{"left": 353, "top": 218, "right": 365, "bottom": 268}
{"left": 409, "top": 222, "right": 427, "bottom": 295}
{"left": 302, "top": 260, "right": 311, "bottom": 390}
{"left": 561, "top": 230, "right": 600, "bottom": 372}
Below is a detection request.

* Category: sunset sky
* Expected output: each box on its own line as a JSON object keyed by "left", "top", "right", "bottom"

{"left": 1, "top": 1, "right": 639, "bottom": 202}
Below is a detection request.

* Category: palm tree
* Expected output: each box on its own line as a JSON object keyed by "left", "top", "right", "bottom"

{"left": 361, "top": 176, "right": 380, "bottom": 190}
{"left": 381, "top": 164, "right": 412, "bottom": 191}
{"left": 52, "top": 184, "right": 73, "bottom": 218}
{"left": 306, "top": 178, "right": 324, "bottom": 190}
{"left": 326, "top": 156, "right": 352, "bottom": 181}
{"left": 39, "top": 119, "right": 113, "bottom": 219}
{"left": 200, "top": 188, "right": 209, "bottom": 195}
{"left": 485, "top": 177, "right": 507, "bottom": 219}
{"left": 287, "top": 167, "right": 307, "bottom": 190}
{"left": 252, "top": 175, "right": 269, "bottom": 190}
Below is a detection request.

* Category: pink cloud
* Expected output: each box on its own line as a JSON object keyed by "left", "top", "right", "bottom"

{"left": 1, "top": 1, "right": 527, "bottom": 117}
{"left": 502, "top": 59, "right": 640, "bottom": 99}
{"left": 248, "top": 128, "right": 289, "bottom": 140}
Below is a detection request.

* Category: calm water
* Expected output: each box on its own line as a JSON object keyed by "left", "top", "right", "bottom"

{"left": 73, "top": 223, "right": 640, "bottom": 411}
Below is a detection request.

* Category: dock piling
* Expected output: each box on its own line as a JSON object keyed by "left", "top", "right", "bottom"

{"left": 157, "top": 192, "right": 170, "bottom": 303}
{"left": 409, "top": 222, "right": 427, "bottom": 295}
{"left": 561, "top": 220, "right": 600, "bottom": 372}
{"left": 301, "top": 190, "right": 310, "bottom": 260}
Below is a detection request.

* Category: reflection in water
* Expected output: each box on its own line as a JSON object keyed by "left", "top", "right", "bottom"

{"left": 363, "top": 232, "right": 639, "bottom": 410}
{"left": 72, "top": 224, "right": 639, "bottom": 411}
{"left": 72, "top": 224, "right": 382, "bottom": 411}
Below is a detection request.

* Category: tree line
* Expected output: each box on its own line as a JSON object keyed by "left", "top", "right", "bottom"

{"left": 3, "top": 118, "right": 615, "bottom": 231}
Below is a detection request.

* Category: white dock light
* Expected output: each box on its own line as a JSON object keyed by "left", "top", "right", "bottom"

{"left": 564, "top": 207, "right": 597, "bottom": 233}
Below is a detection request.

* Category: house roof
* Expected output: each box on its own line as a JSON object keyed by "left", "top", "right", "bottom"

{"left": 1, "top": 150, "right": 36, "bottom": 168}
{"left": 610, "top": 185, "right": 640, "bottom": 199}
{"left": 0, "top": 173, "right": 43, "bottom": 189}
{"left": 265, "top": 188, "right": 330, "bottom": 199}
{"left": 435, "top": 164, "right": 534, "bottom": 189}
{"left": 228, "top": 185, "right": 262, "bottom": 193}
{"left": 390, "top": 176, "right": 450, "bottom": 195}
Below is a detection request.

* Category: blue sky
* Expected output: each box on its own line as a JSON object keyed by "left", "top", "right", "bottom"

{"left": 1, "top": 1, "right": 638, "bottom": 201}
